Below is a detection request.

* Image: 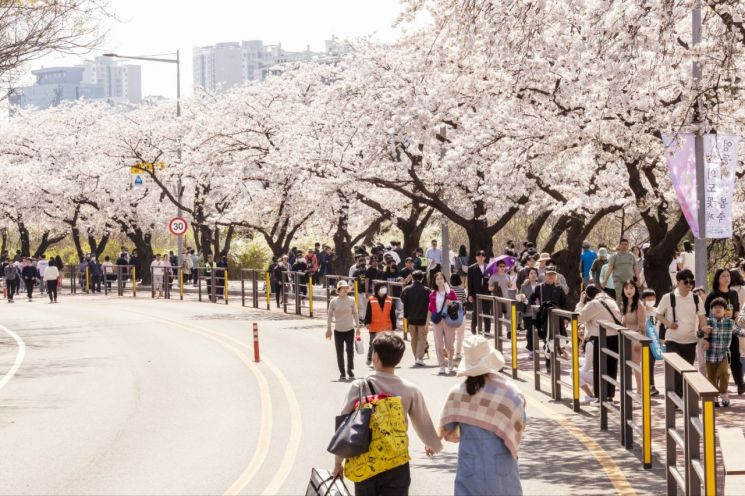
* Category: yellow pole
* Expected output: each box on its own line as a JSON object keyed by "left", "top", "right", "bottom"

{"left": 265, "top": 271, "right": 271, "bottom": 310}
{"left": 404, "top": 318, "right": 409, "bottom": 340}
{"left": 309, "top": 276, "right": 314, "bottom": 317}
{"left": 572, "top": 316, "right": 580, "bottom": 407}
{"left": 224, "top": 270, "right": 229, "bottom": 304}
{"left": 132, "top": 267, "right": 137, "bottom": 297}
{"left": 354, "top": 280, "right": 359, "bottom": 309}
{"left": 86, "top": 267, "right": 90, "bottom": 293}
{"left": 703, "top": 398, "right": 716, "bottom": 495}
{"left": 511, "top": 303, "right": 518, "bottom": 378}
{"left": 179, "top": 268, "right": 184, "bottom": 300}
{"left": 641, "top": 345, "right": 652, "bottom": 469}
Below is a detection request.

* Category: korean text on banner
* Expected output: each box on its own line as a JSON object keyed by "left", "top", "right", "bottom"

{"left": 663, "top": 133, "right": 699, "bottom": 237}
{"left": 703, "top": 135, "right": 738, "bottom": 239}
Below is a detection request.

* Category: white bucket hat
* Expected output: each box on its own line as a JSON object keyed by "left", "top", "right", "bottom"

{"left": 336, "top": 279, "right": 350, "bottom": 290}
{"left": 457, "top": 335, "right": 506, "bottom": 377}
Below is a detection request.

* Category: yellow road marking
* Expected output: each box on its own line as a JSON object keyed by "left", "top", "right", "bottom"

{"left": 129, "top": 311, "right": 274, "bottom": 496}
{"left": 520, "top": 386, "right": 635, "bottom": 495}
{"left": 209, "top": 330, "right": 303, "bottom": 496}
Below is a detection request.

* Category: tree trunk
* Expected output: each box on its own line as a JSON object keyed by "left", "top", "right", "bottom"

{"left": 0, "top": 228, "right": 7, "bottom": 256}
{"left": 87, "top": 231, "right": 110, "bottom": 258}
{"left": 127, "top": 228, "right": 154, "bottom": 286}
{"left": 18, "top": 221, "right": 30, "bottom": 257}
{"left": 465, "top": 220, "right": 494, "bottom": 259}
{"left": 526, "top": 211, "right": 552, "bottom": 246}
{"left": 71, "top": 226, "right": 84, "bottom": 260}
{"left": 399, "top": 205, "right": 434, "bottom": 255}
{"left": 33, "top": 231, "right": 67, "bottom": 258}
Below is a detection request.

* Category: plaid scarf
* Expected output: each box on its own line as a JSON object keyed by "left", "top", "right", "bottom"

{"left": 439, "top": 374, "right": 526, "bottom": 458}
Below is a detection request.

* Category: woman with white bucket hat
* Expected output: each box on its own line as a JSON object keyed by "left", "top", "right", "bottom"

{"left": 326, "top": 279, "right": 359, "bottom": 381}
{"left": 439, "top": 335, "right": 527, "bottom": 495}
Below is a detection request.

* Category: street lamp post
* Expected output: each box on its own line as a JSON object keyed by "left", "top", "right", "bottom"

{"left": 691, "top": 2, "right": 708, "bottom": 288}
{"left": 104, "top": 50, "right": 184, "bottom": 267}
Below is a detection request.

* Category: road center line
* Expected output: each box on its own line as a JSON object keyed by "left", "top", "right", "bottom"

{"left": 128, "top": 311, "right": 273, "bottom": 495}
{"left": 0, "top": 324, "right": 26, "bottom": 393}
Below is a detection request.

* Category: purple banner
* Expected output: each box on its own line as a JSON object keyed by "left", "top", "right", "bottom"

{"left": 663, "top": 134, "right": 699, "bottom": 238}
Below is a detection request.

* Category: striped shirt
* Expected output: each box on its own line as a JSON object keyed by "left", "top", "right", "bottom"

{"left": 452, "top": 286, "right": 467, "bottom": 304}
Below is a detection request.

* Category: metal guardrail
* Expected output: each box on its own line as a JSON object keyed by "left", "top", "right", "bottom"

{"left": 494, "top": 297, "right": 519, "bottom": 379}
{"left": 240, "top": 269, "right": 271, "bottom": 310}
{"left": 598, "top": 320, "right": 653, "bottom": 469}
{"left": 664, "top": 352, "right": 718, "bottom": 496}
{"left": 195, "top": 266, "right": 228, "bottom": 304}
{"left": 476, "top": 294, "right": 496, "bottom": 336}
{"left": 550, "top": 309, "right": 581, "bottom": 412}
{"left": 281, "top": 271, "right": 315, "bottom": 317}
{"left": 103, "top": 264, "right": 135, "bottom": 297}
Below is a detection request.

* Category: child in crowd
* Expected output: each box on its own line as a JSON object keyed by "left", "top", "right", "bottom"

{"left": 702, "top": 297, "right": 745, "bottom": 407}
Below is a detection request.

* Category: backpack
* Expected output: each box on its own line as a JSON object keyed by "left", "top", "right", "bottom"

{"left": 659, "top": 292, "right": 699, "bottom": 340}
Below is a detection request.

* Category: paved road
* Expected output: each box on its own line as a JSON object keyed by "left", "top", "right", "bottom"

{"left": 0, "top": 295, "right": 666, "bottom": 495}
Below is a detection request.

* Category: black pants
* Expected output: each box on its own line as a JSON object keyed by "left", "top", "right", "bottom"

{"left": 666, "top": 341, "right": 697, "bottom": 397}
{"left": 471, "top": 299, "right": 492, "bottom": 334}
{"left": 334, "top": 329, "right": 354, "bottom": 375}
{"left": 6, "top": 278, "right": 17, "bottom": 300}
{"left": 23, "top": 277, "right": 34, "bottom": 299}
{"left": 355, "top": 463, "right": 410, "bottom": 496}
{"left": 731, "top": 336, "right": 744, "bottom": 387}
{"left": 92, "top": 275, "right": 101, "bottom": 292}
{"left": 591, "top": 335, "right": 619, "bottom": 399}
{"left": 524, "top": 317, "right": 536, "bottom": 351}
{"left": 192, "top": 270, "right": 199, "bottom": 285}
{"left": 648, "top": 355, "right": 657, "bottom": 389}
{"left": 46, "top": 280, "right": 58, "bottom": 302}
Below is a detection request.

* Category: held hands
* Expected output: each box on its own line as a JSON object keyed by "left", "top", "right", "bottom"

{"left": 425, "top": 446, "right": 435, "bottom": 458}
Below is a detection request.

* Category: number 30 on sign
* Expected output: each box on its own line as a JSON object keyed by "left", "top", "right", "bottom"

{"left": 168, "top": 217, "right": 188, "bottom": 236}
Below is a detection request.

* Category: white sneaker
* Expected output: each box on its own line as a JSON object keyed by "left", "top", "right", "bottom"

{"left": 438, "top": 367, "right": 447, "bottom": 376}
{"left": 415, "top": 359, "right": 425, "bottom": 366}
{"left": 528, "top": 351, "right": 534, "bottom": 359}
{"left": 580, "top": 395, "right": 594, "bottom": 405}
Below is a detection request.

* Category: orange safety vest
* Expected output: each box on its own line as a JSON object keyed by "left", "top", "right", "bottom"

{"left": 368, "top": 296, "right": 393, "bottom": 332}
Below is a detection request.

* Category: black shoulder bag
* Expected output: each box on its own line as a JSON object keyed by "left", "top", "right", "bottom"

{"left": 327, "top": 380, "right": 373, "bottom": 458}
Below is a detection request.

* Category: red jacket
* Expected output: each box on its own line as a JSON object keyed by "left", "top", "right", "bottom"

{"left": 428, "top": 288, "right": 457, "bottom": 313}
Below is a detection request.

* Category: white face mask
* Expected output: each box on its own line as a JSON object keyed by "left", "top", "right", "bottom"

{"left": 645, "top": 299, "right": 656, "bottom": 307}
{"left": 378, "top": 287, "right": 388, "bottom": 296}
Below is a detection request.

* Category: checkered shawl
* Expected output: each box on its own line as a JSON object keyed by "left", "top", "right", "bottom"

{"left": 439, "top": 374, "right": 526, "bottom": 458}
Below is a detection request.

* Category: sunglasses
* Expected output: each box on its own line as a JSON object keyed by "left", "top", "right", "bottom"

{"left": 682, "top": 279, "right": 695, "bottom": 286}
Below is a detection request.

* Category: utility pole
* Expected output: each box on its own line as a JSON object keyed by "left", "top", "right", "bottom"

{"left": 692, "top": 2, "right": 708, "bottom": 287}
{"left": 175, "top": 49, "right": 184, "bottom": 267}
{"left": 440, "top": 126, "right": 450, "bottom": 279}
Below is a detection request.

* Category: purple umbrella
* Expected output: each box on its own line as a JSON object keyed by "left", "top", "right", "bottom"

{"left": 485, "top": 255, "right": 517, "bottom": 277}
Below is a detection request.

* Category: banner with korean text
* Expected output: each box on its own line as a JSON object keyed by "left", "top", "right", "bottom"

{"left": 703, "top": 134, "right": 738, "bottom": 238}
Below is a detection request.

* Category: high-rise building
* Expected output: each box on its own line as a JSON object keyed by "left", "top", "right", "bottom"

{"left": 9, "top": 57, "right": 142, "bottom": 110}
{"left": 192, "top": 40, "right": 326, "bottom": 92}
{"left": 81, "top": 56, "right": 142, "bottom": 104}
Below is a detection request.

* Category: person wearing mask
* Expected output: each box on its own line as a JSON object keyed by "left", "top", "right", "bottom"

{"left": 580, "top": 241, "right": 597, "bottom": 289}
{"left": 704, "top": 268, "right": 744, "bottom": 395}
{"left": 529, "top": 267, "right": 568, "bottom": 369}
{"left": 601, "top": 238, "right": 641, "bottom": 308}
{"left": 102, "top": 256, "right": 115, "bottom": 291}
{"left": 576, "top": 284, "right": 623, "bottom": 403}
{"left": 305, "top": 247, "right": 319, "bottom": 286}
{"left": 401, "top": 270, "right": 431, "bottom": 365}
{"left": 439, "top": 335, "right": 526, "bottom": 496}
{"left": 430, "top": 272, "right": 458, "bottom": 376}
{"left": 332, "top": 332, "right": 441, "bottom": 494}
{"left": 467, "top": 250, "right": 491, "bottom": 335}
{"left": 656, "top": 269, "right": 707, "bottom": 396}
{"left": 326, "top": 280, "right": 360, "bottom": 381}
{"left": 21, "top": 258, "right": 36, "bottom": 301}
{"left": 621, "top": 281, "right": 646, "bottom": 392}
{"left": 642, "top": 289, "right": 660, "bottom": 396}
{"left": 518, "top": 268, "right": 541, "bottom": 358}
{"left": 426, "top": 239, "right": 443, "bottom": 288}
{"left": 450, "top": 273, "right": 468, "bottom": 360}
{"left": 363, "top": 282, "right": 397, "bottom": 367}
{"left": 43, "top": 262, "right": 60, "bottom": 303}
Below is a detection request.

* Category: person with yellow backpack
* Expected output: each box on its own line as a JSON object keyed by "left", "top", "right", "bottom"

{"left": 332, "top": 332, "right": 442, "bottom": 495}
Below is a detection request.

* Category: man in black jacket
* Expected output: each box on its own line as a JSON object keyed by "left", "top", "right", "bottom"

{"left": 401, "top": 271, "right": 431, "bottom": 366}
{"left": 529, "top": 267, "right": 568, "bottom": 357}
{"left": 467, "top": 250, "right": 491, "bottom": 334}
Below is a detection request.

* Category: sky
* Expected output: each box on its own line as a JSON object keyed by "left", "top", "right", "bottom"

{"left": 31, "top": 0, "right": 410, "bottom": 98}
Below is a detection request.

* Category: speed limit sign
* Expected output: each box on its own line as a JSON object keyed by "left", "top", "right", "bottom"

{"left": 168, "top": 216, "right": 188, "bottom": 236}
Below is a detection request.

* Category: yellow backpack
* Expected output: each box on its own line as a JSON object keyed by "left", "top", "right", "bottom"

{"left": 344, "top": 384, "right": 410, "bottom": 483}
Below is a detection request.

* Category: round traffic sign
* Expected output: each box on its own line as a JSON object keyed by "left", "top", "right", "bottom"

{"left": 168, "top": 216, "right": 188, "bottom": 236}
